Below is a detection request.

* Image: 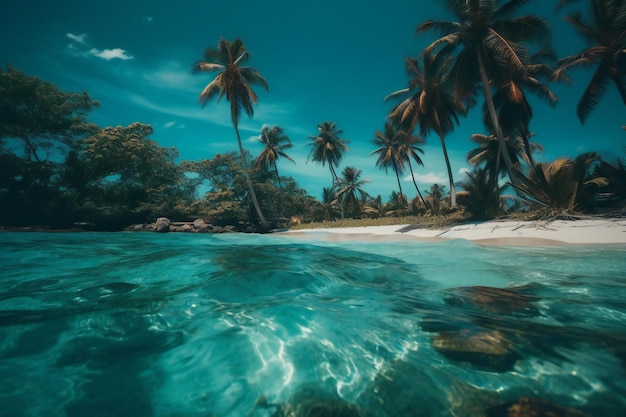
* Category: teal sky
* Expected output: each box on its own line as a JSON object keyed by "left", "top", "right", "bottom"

{"left": 2, "top": 0, "right": 624, "bottom": 199}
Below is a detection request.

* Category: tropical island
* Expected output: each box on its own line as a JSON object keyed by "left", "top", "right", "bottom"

{"left": 1, "top": 0, "right": 624, "bottom": 235}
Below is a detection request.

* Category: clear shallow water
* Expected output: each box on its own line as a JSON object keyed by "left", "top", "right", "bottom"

{"left": 1, "top": 232, "right": 625, "bottom": 417}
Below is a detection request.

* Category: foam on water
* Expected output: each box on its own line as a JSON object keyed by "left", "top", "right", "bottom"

{"left": 1, "top": 232, "right": 625, "bottom": 417}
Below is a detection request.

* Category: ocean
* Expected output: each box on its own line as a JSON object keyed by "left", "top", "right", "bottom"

{"left": 1, "top": 231, "right": 625, "bottom": 417}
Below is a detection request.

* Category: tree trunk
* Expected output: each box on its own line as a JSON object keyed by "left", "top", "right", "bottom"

{"left": 477, "top": 52, "right": 515, "bottom": 179}
{"left": 520, "top": 129, "right": 536, "bottom": 166}
{"left": 438, "top": 132, "right": 456, "bottom": 208}
{"left": 392, "top": 160, "right": 405, "bottom": 201}
{"left": 234, "top": 124, "right": 270, "bottom": 230}
{"left": 407, "top": 161, "right": 430, "bottom": 210}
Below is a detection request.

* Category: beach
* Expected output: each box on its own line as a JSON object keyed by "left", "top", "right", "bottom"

{"left": 280, "top": 218, "right": 626, "bottom": 246}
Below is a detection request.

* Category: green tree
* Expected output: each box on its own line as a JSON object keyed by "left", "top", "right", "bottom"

{"left": 255, "top": 125, "right": 295, "bottom": 188}
{"left": 336, "top": 166, "right": 370, "bottom": 218}
{"left": 307, "top": 121, "right": 350, "bottom": 185}
{"left": 457, "top": 167, "right": 503, "bottom": 220}
{"left": 0, "top": 64, "right": 98, "bottom": 162}
{"left": 370, "top": 123, "right": 407, "bottom": 199}
{"left": 555, "top": 0, "right": 626, "bottom": 123}
{"left": 426, "top": 183, "right": 448, "bottom": 214}
{"left": 418, "top": 0, "right": 552, "bottom": 179}
{"left": 511, "top": 152, "right": 608, "bottom": 212}
{"left": 398, "top": 129, "right": 429, "bottom": 209}
{"left": 386, "top": 50, "right": 468, "bottom": 207}
{"left": 193, "top": 38, "right": 270, "bottom": 230}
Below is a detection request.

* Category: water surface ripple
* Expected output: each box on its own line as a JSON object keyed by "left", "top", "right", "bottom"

{"left": 1, "top": 232, "right": 625, "bottom": 417}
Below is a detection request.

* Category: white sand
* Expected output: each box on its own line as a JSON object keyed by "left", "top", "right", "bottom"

{"left": 279, "top": 218, "right": 626, "bottom": 246}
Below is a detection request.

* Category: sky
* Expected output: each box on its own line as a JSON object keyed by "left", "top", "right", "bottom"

{"left": 2, "top": 0, "right": 624, "bottom": 200}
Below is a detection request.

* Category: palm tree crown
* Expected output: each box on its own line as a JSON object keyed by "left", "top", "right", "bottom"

{"left": 307, "top": 121, "right": 350, "bottom": 184}
{"left": 417, "top": 0, "right": 552, "bottom": 177}
{"left": 555, "top": 0, "right": 626, "bottom": 124}
{"left": 336, "top": 166, "right": 370, "bottom": 217}
{"left": 193, "top": 38, "right": 270, "bottom": 229}
{"left": 255, "top": 125, "right": 295, "bottom": 183}
{"left": 370, "top": 123, "right": 407, "bottom": 198}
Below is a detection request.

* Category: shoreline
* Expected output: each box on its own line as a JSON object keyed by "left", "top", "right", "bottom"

{"left": 278, "top": 218, "right": 626, "bottom": 246}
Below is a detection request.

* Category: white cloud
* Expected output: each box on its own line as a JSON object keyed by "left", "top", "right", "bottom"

{"left": 89, "top": 48, "right": 133, "bottom": 61}
{"left": 163, "top": 121, "right": 176, "bottom": 129}
{"left": 66, "top": 33, "right": 87, "bottom": 44}
{"left": 457, "top": 167, "right": 470, "bottom": 176}
{"left": 404, "top": 171, "right": 448, "bottom": 185}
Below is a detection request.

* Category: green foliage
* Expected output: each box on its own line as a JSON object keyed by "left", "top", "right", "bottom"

{"left": 0, "top": 64, "right": 99, "bottom": 161}
{"left": 457, "top": 167, "right": 503, "bottom": 220}
{"left": 511, "top": 152, "right": 609, "bottom": 212}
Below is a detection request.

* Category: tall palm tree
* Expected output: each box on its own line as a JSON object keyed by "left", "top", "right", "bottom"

{"left": 397, "top": 128, "right": 430, "bottom": 209}
{"left": 307, "top": 121, "right": 350, "bottom": 185}
{"left": 255, "top": 125, "right": 295, "bottom": 188}
{"left": 386, "top": 50, "right": 468, "bottom": 207}
{"left": 554, "top": 0, "right": 626, "bottom": 124}
{"left": 193, "top": 38, "right": 270, "bottom": 229}
{"left": 335, "top": 166, "right": 370, "bottom": 217}
{"left": 370, "top": 123, "right": 406, "bottom": 199}
{"left": 467, "top": 133, "right": 543, "bottom": 182}
{"left": 417, "top": 0, "right": 552, "bottom": 179}
{"left": 484, "top": 49, "right": 559, "bottom": 166}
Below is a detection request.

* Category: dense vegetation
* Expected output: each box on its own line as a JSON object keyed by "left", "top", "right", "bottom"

{"left": 1, "top": 0, "right": 624, "bottom": 231}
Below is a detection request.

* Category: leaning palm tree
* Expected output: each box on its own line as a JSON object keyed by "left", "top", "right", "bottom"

{"left": 386, "top": 50, "right": 468, "bottom": 207}
{"left": 255, "top": 125, "right": 295, "bottom": 188}
{"left": 335, "top": 166, "right": 370, "bottom": 218}
{"left": 307, "top": 121, "right": 350, "bottom": 185}
{"left": 418, "top": 0, "right": 552, "bottom": 179}
{"left": 554, "top": 0, "right": 626, "bottom": 124}
{"left": 397, "top": 129, "right": 430, "bottom": 209}
{"left": 193, "top": 38, "right": 270, "bottom": 229}
{"left": 485, "top": 49, "right": 560, "bottom": 166}
{"left": 457, "top": 167, "right": 504, "bottom": 220}
{"left": 370, "top": 123, "right": 407, "bottom": 199}
{"left": 511, "top": 152, "right": 608, "bottom": 211}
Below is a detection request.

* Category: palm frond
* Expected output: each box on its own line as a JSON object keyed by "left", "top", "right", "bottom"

{"left": 577, "top": 61, "right": 612, "bottom": 124}
{"left": 192, "top": 62, "right": 224, "bottom": 74}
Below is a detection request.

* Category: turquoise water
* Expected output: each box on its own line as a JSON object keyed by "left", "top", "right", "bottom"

{"left": 1, "top": 232, "right": 625, "bottom": 417}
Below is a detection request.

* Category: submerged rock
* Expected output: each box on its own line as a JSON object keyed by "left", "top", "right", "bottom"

{"left": 432, "top": 328, "right": 519, "bottom": 372}
{"left": 485, "top": 397, "right": 591, "bottom": 417}
{"left": 444, "top": 286, "right": 540, "bottom": 317}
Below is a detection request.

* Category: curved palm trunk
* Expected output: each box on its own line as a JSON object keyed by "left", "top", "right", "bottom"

{"left": 234, "top": 124, "right": 270, "bottom": 230}
{"left": 392, "top": 160, "right": 405, "bottom": 201}
{"left": 477, "top": 52, "right": 515, "bottom": 180}
{"left": 329, "top": 164, "right": 339, "bottom": 185}
{"left": 407, "top": 161, "right": 430, "bottom": 210}
{"left": 438, "top": 133, "right": 456, "bottom": 208}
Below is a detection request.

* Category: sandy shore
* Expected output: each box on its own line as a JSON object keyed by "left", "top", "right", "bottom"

{"left": 279, "top": 218, "right": 626, "bottom": 246}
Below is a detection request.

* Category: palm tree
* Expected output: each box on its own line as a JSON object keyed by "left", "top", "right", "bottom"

{"left": 554, "top": 0, "right": 626, "bottom": 124}
{"left": 398, "top": 129, "right": 430, "bottom": 209}
{"left": 457, "top": 167, "right": 503, "bottom": 220}
{"left": 426, "top": 183, "right": 448, "bottom": 214}
{"left": 363, "top": 195, "right": 390, "bottom": 218}
{"left": 335, "top": 166, "right": 370, "bottom": 217}
{"left": 467, "top": 133, "right": 543, "bottom": 182}
{"left": 370, "top": 123, "right": 407, "bottom": 199}
{"left": 386, "top": 50, "right": 468, "bottom": 207}
{"left": 484, "top": 50, "right": 559, "bottom": 166}
{"left": 255, "top": 125, "right": 295, "bottom": 188}
{"left": 511, "top": 152, "right": 608, "bottom": 211}
{"left": 193, "top": 38, "right": 270, "bottom": 229}
{"left": 417, "top": 0, "right": 552, "bottom": 179}
{"left": 319, "top": 186, "right": 341, "bottom": 221}
{"left": 307, "top": 121, "right": 350, "bottom": 184}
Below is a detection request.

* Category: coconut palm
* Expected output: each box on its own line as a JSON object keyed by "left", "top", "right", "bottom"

{"left": 255, "top": 125, "right": 295, "bottom": 188}
{"left": 370, "top": 123, "right": 407, "bottom": 199}
{"left": 484, "top": 50, "right": 559, "bottom": 166}
{"left": 398, "top": 129, "right": 430, "bottom": 209}
{"left": 417, "top": 0, "right": 552, "bottom": 178}
{"left": 386, "top": 50, "right": 468, "bottom": 207}
{"left": 457, "top": 167, "right": 504, "bottom": 220}
{"left": 319, "top": 186, "right": 341, "bottom": 221}
{"left": 335, "top": 166, "right": 370, "bottom": 217}
{"left": 363, "top": 195, "right": 390, "bottom": 218}
{"left": 193, "top": 38, "right": 270, "bottom": 229}
{"left": 554, "top": 0, "right": 626, "bottom": 124}
{"left": 511, "top": 152, "right": 608, "bottom": 211}
{"left": 307, "top": 121, "right": 350, "bottom": 185}
{"left": 467, "top": 133, "right": 543, "bottom": 182}
{"left": 426, "top": 183, "right": 448, "bottom": 214}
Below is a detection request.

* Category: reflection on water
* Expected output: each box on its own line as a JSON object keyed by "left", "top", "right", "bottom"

{"left": 0, "top": 232, "right": 625, "bottom": 416}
